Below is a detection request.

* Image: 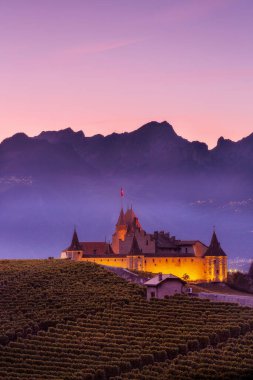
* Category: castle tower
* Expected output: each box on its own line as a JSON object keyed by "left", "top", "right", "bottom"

{"left": 129, "top": 234, "right": 142, "bottom": 255}
{"left": 204, "top": 230, "right": 227, "bottom": 282}
{"left": 111, "top": 208, "right": 127, "bottom": 253}
{"left": 125, "top": 206, "right": 142, "bottom": 232}
{"left": 69, "top": 228, "right": 82, "bottom": 251}
{"left": 127, "top": 234, "right": 144, "bottom": 271}
{"left": 62, "top": 228, "right": 83, "bottom": 260}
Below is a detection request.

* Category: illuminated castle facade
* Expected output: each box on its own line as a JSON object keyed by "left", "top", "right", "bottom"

{"left": 60, "top": 207, "right": 228, "bottom": 282}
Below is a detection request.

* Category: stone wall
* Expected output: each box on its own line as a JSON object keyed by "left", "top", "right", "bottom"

{"left": 81, "top": 256, "right": 128, "bottom": 268}
{"left": 144, "top": 256, "right": 206, "bottom": 281}
{"left": 81, "top": 255, "right": 208, "bottom": 281}
{"left": 119, "top": 230, "right": 155, "bottom": 254}
{"left": 198, "top": 292, "right": 253, "bottom": 308}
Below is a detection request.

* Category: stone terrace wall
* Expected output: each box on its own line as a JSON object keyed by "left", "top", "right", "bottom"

{"left": 102, "top": 266, "right": 149, "bottom": 284}
{"left": 198, "top": 292, "right": 253, "bottom": 308}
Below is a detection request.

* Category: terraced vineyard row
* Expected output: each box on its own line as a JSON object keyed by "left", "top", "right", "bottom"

{"left": 0, "top": 260, "right": 144, "bottom": 344}
{"left": 118, "top": 330, "right": 253, "bottom": 380}
{"left": 1, "top": 260, "right": 253, "bottom": 379}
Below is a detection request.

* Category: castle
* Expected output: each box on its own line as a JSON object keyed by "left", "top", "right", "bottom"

{"left": 60, "top": 206, "right": 228, "bottom": 282}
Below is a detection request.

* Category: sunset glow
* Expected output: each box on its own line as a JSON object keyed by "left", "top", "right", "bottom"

{"left": 0, "top": 0, "right": 253, "bottom": 147}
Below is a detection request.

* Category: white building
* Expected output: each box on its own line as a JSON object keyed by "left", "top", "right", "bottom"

{"left": 144, "top": 273, "right": 186, "bottom": 300}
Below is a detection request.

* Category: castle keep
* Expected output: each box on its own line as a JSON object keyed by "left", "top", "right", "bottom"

{"left": 60, "top": 207, "right": 227, "bottom": 282}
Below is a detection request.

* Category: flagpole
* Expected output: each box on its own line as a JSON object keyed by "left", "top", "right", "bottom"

{"left": 120, "top": 187, "right": 124, "bottom": 210}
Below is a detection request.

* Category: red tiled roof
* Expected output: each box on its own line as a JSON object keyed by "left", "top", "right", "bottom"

{"left": 64, "top": 241, "right": 113, "bottom": 255}
{"left": 80, "top": 242, "right": 112, "bottom": 255}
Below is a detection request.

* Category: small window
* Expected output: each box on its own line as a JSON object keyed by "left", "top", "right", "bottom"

{"left": 146, "top": 240, "right": 149, "bottom": 245}
{"left": 151, "top": 291, "right": 155, "bottom": 298}
{"left": 216, "top": 269, "right": 219, "bottom": 274}
{"left": 185, "top": 247, "right": 188, "bottom": 253}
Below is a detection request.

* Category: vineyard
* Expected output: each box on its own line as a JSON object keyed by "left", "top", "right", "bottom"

{"left": 0, "top": 260, "right": 253, "bottom": 379}
{"left": 119, "top": 332, "right": 253, "bottom": 379}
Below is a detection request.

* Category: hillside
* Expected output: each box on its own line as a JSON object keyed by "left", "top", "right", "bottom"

{"left": 1, "top": 121, "right": 253, "bottom": 182}
{"left": 0, "top": 121, "right": 253, "bottom": 260}
{"left": 1, "top": 260, "right": 253, "bottom": 379}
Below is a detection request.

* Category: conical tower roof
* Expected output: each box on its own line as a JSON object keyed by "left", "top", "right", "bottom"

{"left": 125, "top": 206, "right": 142, "bottom": 230}
{"left": 129, "top": 234, "right": 142, "bottom": 255}
{"left": 68, "top": 228, "right": 82, "bottom": 251}
{"left": 116, "top": 208, "right": 126, "bottom": 226}
{"left": 204, "top": 231, "right": 227, "bottom": 257}
{"left": 105, "top": 244, "right": 114, "bottom": 254}
{"left": 125, "top": 207, "right": 135, "bottom": 224}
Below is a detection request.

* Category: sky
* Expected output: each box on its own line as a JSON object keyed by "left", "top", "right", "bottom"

{"left": 0, "top": 0, "right": 253, "bottom": 147}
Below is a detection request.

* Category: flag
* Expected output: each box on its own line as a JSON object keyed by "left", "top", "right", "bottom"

{"left": 120, "top": 187, "right": 124, "bottom": 197}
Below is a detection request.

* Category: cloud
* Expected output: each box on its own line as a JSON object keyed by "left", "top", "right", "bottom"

{"left": 63, "top": 38, "right": 142, "bottom": 56}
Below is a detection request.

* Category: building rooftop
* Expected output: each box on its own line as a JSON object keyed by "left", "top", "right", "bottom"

{"left": 64, "top": 241, "right": 113, "bottom": 255}
{"left": 144, "top": 273, "right": 186, "bottom": 287}
{"left": 204, "top": 231, "right": 227, "bottom": 257}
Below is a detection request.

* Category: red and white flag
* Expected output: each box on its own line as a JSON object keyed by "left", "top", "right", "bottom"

{"left": 120, "top": 187, "right": 124, "bottom": 197}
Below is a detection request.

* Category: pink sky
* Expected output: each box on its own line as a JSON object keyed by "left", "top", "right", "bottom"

{"left": 0, "top": 0, "right": 253, "bottom": 147}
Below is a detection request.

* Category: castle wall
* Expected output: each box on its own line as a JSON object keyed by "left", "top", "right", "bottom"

{"left": 179, "top": 246, "right": 195, "bottom": 255}
{"left": 205, "top": 256, "right": 228, "bottom": 282}
{"left": 120, "top": 231, "right": 155, "bottom": 255}
{"left": 112, "top": 226, "right": 127, "bottom": 253}
{"left": 193, "top": 241, "right": 208, "bottom": 257}
{"left": 80, "top": 256, "right": 128, "bottom": 269}
{"left": 143, "top": 256, "right": 207, "bottom": 281}
{"left": 61, "top": 251, "right": 83, "bottom": 260}
{"left": 79, "top": 255, "right": 207, "bottom": 281}
{"left": 65, "top": 254, "right": 227, "bottom": 282}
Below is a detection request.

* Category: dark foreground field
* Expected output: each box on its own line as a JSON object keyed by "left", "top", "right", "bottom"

{"left": 1, "top": 260, "right": 253, "bottom": 379}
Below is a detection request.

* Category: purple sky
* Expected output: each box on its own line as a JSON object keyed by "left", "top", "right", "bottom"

{"left": 0, "top": 0, "right": 253, "bottom": 147}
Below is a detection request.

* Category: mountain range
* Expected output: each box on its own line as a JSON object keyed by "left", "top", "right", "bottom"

{"left": 0, "top": 121, "right": 252, "bottom": 262}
